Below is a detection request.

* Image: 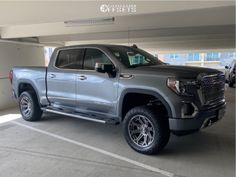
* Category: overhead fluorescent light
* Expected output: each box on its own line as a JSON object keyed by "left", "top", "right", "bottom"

{"left": 64, "top": 17, "right": 115, "bottom": 27}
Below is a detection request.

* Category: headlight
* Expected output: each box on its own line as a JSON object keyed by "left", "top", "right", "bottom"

{"left": 167, "top": 78, "right": 195, "bottom": 96}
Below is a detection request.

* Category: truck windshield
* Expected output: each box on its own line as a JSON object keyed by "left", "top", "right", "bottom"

{"left": 107, "top": 46, "right": 163, "bottom": 68}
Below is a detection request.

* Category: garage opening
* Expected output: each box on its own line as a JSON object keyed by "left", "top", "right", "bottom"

{"left": 156, "top": 51, "right": 236, "bottom": 69}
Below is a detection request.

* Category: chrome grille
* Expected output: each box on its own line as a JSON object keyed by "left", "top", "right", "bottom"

{"left": 201, "top": 73, "right": 225, "bottom": 105}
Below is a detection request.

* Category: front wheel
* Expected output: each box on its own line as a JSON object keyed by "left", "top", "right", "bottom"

{"left": 123, "top": 106, "right": 170, "bottom": 155}
{"left": 19, "top": 91, "right": 42, "bottom": 121}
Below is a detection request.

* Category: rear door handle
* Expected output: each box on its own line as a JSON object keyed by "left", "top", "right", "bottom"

{"left": 49, "top": 74, "right": 56, "bottom": 78}
{"left": 78, "top": 75, "right": 87, "bottom": 80}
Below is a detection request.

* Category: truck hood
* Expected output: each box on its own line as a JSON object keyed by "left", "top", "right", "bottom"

{"left": 127, "top": 65, "right": 222, "bottom": 78}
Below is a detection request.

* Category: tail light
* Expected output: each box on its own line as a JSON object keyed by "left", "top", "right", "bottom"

{"left": 9, "top": 70, "right": 13, "bottom": 84}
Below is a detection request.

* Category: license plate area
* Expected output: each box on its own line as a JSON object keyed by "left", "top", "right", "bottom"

{"left": 201, "top": 108, "right": 225, "bottom": 129}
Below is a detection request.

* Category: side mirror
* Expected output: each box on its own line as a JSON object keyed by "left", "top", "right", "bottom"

{"left": 95, "top": 63, "right": 116, "bottom": 77}
{"left": 225, "top": 66, "right": 229, "bottom": 69}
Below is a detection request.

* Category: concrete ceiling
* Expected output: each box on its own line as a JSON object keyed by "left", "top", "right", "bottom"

{"left": 0, "top": 1, "right": 235, "bottom": 52}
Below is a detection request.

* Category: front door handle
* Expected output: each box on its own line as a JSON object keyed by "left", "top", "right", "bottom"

{"left": 79, "top": 75, "right": 87, "bottom": 80}
{"left": 49, "top": 74, "right": 56, "bottom": 78}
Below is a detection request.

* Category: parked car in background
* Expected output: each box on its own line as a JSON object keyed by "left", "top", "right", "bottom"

{"left": 225, "top": 60, "right": 236, "bottom": 87}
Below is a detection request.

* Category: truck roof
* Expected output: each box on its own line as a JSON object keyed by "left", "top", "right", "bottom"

{"left": 56, "top": 44, "right": 134, "bottom": 50}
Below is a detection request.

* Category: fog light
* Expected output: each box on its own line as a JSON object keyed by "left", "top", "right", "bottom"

{"left": 181, "top": 102, "right": 198, "bottom": 118}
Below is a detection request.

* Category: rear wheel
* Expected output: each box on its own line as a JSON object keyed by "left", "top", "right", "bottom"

{"left": 123, "top": 106, "right": 170, "bottom": 154}
{"left": 19, "top": 91, "right": 42, "bottom": 121}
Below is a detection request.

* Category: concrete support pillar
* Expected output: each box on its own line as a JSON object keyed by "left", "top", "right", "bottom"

{"left": 199, "top": 53, "right": 205, "bottom": 67}
{"left": 0, "top": 41, "right": 45, "bottom": 110}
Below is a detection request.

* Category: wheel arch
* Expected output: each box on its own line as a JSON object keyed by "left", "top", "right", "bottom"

{"left": 17, "top": 81, "right": 41, "bottom": 106}
{"left": 118, "top": 89, "right": 173, "bottom": 121}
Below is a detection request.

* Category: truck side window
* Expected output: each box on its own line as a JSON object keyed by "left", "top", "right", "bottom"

{"left": 55, "top": 49, "right": 83, "bottom": 69}
{"left": 83, "top": 48, "right": 112, "bottom": 70}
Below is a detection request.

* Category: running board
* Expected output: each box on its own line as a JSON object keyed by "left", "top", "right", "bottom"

{"left": 43, "top": 108, "right": 106, "bottom": 124}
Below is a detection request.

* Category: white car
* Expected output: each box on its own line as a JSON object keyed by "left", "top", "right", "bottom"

{"left": 225, "top": 60, "right": 236, "bottom": 87}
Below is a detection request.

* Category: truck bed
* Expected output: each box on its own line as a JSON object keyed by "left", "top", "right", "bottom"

{"left": 12, "top": 66, "right": 49, "bottom": 105}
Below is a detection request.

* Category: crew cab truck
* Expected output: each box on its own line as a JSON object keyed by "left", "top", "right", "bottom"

{"left": 11, "top": 44, "right": 226, "bottom": 154}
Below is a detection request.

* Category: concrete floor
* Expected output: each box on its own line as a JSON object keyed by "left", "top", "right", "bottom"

{"left": 0, "top": 86, "right": 235, "bottom": 177}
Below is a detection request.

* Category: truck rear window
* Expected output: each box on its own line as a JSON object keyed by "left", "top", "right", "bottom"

{"left": 55, "top": 49, "right": 83, "bottom": 69}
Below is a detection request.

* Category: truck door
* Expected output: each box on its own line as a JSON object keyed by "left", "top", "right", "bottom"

{"left": 76, "top": 48, "right": 118, "bottom": 116}
{"left": 47, "top": 48, "right": 84, "bottom": 109}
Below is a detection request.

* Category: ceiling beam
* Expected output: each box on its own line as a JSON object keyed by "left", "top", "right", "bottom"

{"left": 38, "top": 25, "right": 235, "bottom": 43}
{"left": 1, "top": 6, "right": 234, "bottom": 39}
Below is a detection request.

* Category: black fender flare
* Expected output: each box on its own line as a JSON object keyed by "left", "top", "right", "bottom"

{"left": 17, "top": 81, "right": 41, "bottom": 106}
{"left": 118, "top": 88, "right": 173, "bottom": 121}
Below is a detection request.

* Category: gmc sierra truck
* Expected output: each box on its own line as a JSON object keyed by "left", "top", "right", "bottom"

{"left": 10, "top": 44, "right": 226, "bottom": 154}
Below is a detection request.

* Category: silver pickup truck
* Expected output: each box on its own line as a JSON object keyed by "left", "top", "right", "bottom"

{"left": 10, "top": 44, "right": 226, "bottom": 154}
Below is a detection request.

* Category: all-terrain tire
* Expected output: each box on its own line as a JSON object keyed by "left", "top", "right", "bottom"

{"left": 123, "top": 106, "right": 170, "bottom": 155}
{"left": 19, "top": 91, "right": 42, "bottom": 121}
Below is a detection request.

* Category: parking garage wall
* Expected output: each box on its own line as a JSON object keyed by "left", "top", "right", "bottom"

{"left": 0, "top": 41, "right": 44, "bottom": 110}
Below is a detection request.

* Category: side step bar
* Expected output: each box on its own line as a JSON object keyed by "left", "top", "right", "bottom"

{"left": 44, "top": 108, "right": 106, "bottom": 124}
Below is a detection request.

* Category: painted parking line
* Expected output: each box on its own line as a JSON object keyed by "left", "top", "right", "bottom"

{"left": 11, "top": 120, "right": 178, "bottom": 177}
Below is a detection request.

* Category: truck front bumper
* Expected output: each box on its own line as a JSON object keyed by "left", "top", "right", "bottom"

{"left": 169, "top": 103, "right": 226, "bottom": 135}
